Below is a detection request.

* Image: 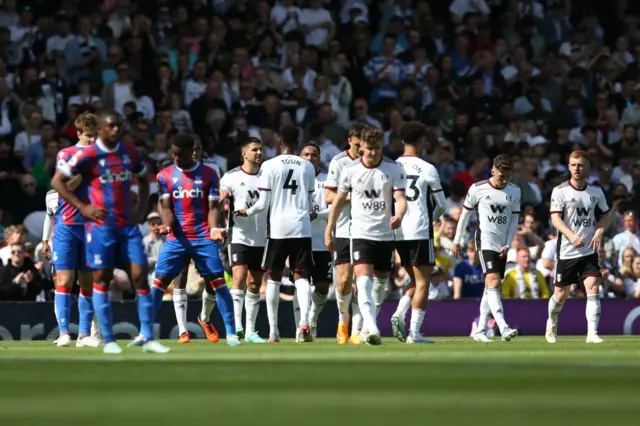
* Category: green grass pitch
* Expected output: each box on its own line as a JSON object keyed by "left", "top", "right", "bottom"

{"left": 0, "top": 337, "right": 639, "bottom": 426}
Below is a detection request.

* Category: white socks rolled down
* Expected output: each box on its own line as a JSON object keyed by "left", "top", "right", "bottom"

{"left": 244, "top": 291, "right": 261, "bottom": 335}
{"left": 294, "top": 278, "right": 311, "bottom": 327}
{"left": 266, "top": 280, "right": 280, "bottom": 336}
{"left": 586, "top": 294, "right": 601, "bottom": 335}
{"left": 547, "top": 295, "right": 564, "bottom": 328}
{"left": 393, "top": 294, "right": 412, "bottom": 320}
{"left": 486, "top": 287, "right": 508, "bottom": 333}
{"left": 477, "top": 292, "right": 491, "bottom": 333}
{"left": 309, "top": 291, "right": 327, "bottom": 324}
{"left": 372, "top": 277, "right": 387, "bottom": 316}
{"left": 230, "top": 289, "right": 245, "bottom": 332}
{"left": 409, "top": 308, "right": 425, "bottom": 337}
{"left": 335, "top": 291, "right": 352, "bottom": 324}
{"left": 292, "top": 290, "right": 300, "bottom": 328}
{"left": 200, "top": 291, "right": 216, "bottom": 322}
{"left": 355, "top": 275, "right": 379, "bottom": 335}
{"left": 173, "top": 288, "right": 188, "bottom": 335}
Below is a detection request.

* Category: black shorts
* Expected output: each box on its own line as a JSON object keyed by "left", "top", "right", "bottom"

{"left": 396, "top": 240, "right": 436, "bottom": 267}
{"left": 262, "top": 237, "right": 313, "bottom": 272}
{"left": 351, "top": 239, "right": 394, "bottom": 272}
{"left": 478, "top": 250, "right": 507, "bottom": 278}
{"left": 333, "top": 237, "right": 351, "bottom": 265}
{"left": 554, "top": 253, "right": 601, "bottom": 286}
{"left": 228, "top": 243, "right": 265, "bottom": 272}
{"left": 311, "top": 251, "right": 333, "bottom": 284}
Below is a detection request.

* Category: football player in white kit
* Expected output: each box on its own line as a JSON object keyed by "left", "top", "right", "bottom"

{"left": 220, "top": 137, "right": 268, "bottom": 343}
{"left": 547, "top": 150, "right": 612, "bottom": 344}
{"left": 325, "top": 123, "right": 366, "bottom": 344}
{"left": 391, "top": 122, "right": 447, "bottom": 343}
{"left": 236, "top": 125, "right": 316, "bottom": 342}
{"left": 325, "top": 126, "right": 407, "bottom": 345}
{"left": 299, "top": 143, "right": 332, "bottom": 340}
{"left": 452, "top": 155, "right": 521, "bottom": 343}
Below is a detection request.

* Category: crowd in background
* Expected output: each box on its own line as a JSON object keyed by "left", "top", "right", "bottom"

{"left": 1, "top": 0, "right": 640, "bottom": 302}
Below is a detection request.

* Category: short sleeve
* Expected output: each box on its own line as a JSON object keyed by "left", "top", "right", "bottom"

{"left": 462, "top": 185, "right": 477, "bottom": 210}
{"left": 219, "top": 173, "right": 231, "bottom": 193}
{"left": 511, "top": 188, "right": 521, "bottom": 214}
{"left": 306, "top": 163, "right": 315, "bottom": 193}
{"left": 56, "top": 150, "right": 71, "bottom": 171}
{"left": 453, "top": 263, "right": 465, "bottom": 279}
{"left": 338, "top": 166, "right": 352, "bottom": 193}
{"left": 157, "top": 172, "right": 170, "bottom": 200}
{"left": 597, "top": 189, "right": 610, "bottom": 213}
{"left": 426, "top": 166, "right": 443, "bottom": 193}
{"left": 257, "top": 163, "right": 271, "bottom": 191}
{"left": 549, "top": 187, "right": 565, "bottom": 214}
{"left": 393, "top": 163, "right": 406, "bottom": 191}
{"left": 208, "top": 170, "right": 220, "bottom": 201}
{"left": 325, "top": 158, "right": 340, "bottom": 189}
{"left": 59, "top": 148, "right": 89, "bottom": 177}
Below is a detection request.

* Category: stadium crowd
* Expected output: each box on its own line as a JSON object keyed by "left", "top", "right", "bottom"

{"left": 0, "top": 0, "right": 640, "bottom": 303}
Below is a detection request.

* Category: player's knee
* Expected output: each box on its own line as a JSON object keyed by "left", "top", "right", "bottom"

{"left": 232, "top": 269, "right": 248, "bottom": 289}
{"left": 485, "top": 273, "right": 501, "bottom": 288}
{"left": 55, "top": 270, "right": 74, "bottom": 288}
{"left": 206, "top": 273, "right": 226, "bottom": 289}
{"left": 553, "top": 285, "right": 570, "bottom": 301}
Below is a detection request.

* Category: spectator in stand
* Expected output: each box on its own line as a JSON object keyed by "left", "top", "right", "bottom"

{"left": 502, "top": 247, "right": 550, "bottom": 300}
{"left": 612, "top": 211, "right": 640, "bottom": 267}
{"left": 453, "top": 241, "right": 484, "bottom": 299}
{"left": 0, "top": 241, "right": 44, "bottom": 301}
{"left": 0, "top": 224, "right": 26, "bottom": 265}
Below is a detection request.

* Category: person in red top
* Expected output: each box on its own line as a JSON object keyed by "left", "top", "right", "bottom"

{"left": 453, "top": 155, "right": 490, "bottom": 192}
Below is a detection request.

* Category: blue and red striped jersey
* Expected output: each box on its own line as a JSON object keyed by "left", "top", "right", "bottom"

{"left": 55, "top": 145, "right": 89, "bottom": 226}
{"left": 59, "top": 139, "right": 146, "bottom": 227}
{"left": 157, "top": 162, "right": 220, "bottom": 241}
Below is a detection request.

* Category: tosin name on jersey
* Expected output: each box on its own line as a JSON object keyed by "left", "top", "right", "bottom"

{"left": 173, "top": 186, "right": 204, "bottom": 199}
{"left": 99, "top": 170, "right": 132, "bottom": 183}
{"left": 488, "top": 204, "right": 508, "bottom": 224}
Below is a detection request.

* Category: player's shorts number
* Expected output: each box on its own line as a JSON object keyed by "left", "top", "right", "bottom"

{"left": 406, "top": 175, "right": 419, "bottom": 202}
{"left": 284, "top": 169, "right": 298, "bottom": 194}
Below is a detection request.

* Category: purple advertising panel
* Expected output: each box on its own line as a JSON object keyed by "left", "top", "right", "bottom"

{"left": 378, "top": 299, "right": 640, "bottom": 336}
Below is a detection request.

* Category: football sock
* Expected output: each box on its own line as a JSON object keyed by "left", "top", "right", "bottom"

{"left": 151, "top": 279, "right": 167, "bottom": 319}
{"left": 309, "top": 291, "right": 327, "bottom": 323}
{"left": 487, "top": 287, "right": 508, "bottom": 332}
{"left": 215, "top": 285, "right": 236, "bottom": 337}
{"left": 172, "top": 288, "right": 188, "bottom": 336}
{"left": 245, "top": 291, "right": 261, "bottom": 335}
{"left": 372, "top": 277, "right": 387, "bottom": 314}
{"left": 586, "top": 294, "right": 601, "bottom": 335}
{"left": 54, "top": 286, "right": 72, "bottom": 334}
{"left": 335, "top": 291, "right": 351, "bottom": 323}
{"left": 477, "top": 292, "right": 491, "bottom": 333}
{"left": 200, "top": 290, "right": 216, "bottom": 322}
{"left": 409, "top": 308, "right": 425, "bottom": 337}
{"left": 230, "top": 289, "right": 245, "bottom": 331}
{"left": 548, "top": 295, "right": 564, "bottom": 328}
{"left": 351, "top": 294, "right": 363, "bottom": 334}
{"left": 266, "top": 280, "right": 281, "bottom": 336}
{"left": 136, "top": 289, "right": 154, "bottom": 341}
{"left": 292, "top": 290, "right": 300, "bottom": 328}
{"left": 393, "top": 294, "right": 412, "bottom": 320}
{"left": 294, "top": 278, "right": 311, "bottom": 327}
{"left": 93, "top": 284, "right": 114, "bottom": 343}
{"left": 90, "top": 315, "right": 100, "bottom": 337}
{"left": 355, "top": 275, "right": 379, "bottom": 335}
{"left": 78, "top": 288, "right": 94, "bottom": 337}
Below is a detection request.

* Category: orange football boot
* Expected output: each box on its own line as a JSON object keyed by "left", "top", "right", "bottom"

{"left": 178, "top": 332, "right": 191, "bottom": 344}
{"left": 197, "top": 317, "right": 220, "bottom": 343}
{"left": 336, "top": 318, "right": 350, "bottom": 344}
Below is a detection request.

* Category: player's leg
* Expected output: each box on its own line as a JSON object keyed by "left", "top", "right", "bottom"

{"left": 308, "top": 251, "right": 331, "bottom": 340}
{"left": 333, "top": 238, "right": 353, "bottom": 344}
{"left": 288, "top": 238, "right": 313, "bottom": 342}
{"left": 545, "top": 259, "right": 577, "bottom": 343}
{"left": 478, "top": 250, "right": 515, "bottom": 341}
{"left": 51, "top": 225, "right": 79, "bottom": 347}
{"left": 170, "top": 267, "right": 191, "bottom": 343}
{"left": 582, "top": 255, "right": 604, "bottom": 343}
{"left": 391, "top": 243, "right": 412, "bottom": 341}
{"left": 406, "top": 241, "right": 436, "bottom": 344}
{"left": 76, "top": 269, "right": 101, "bottom": 347}
{"left": 244, "top": 261, "right": 266, "bottom": 343}
{"left": 198, "top": 271, "right": 220, "bottom": 343}
{"left": 262, "top": 239, "right": 287, "bottom": 342}
{"left": 352, "top": 239, "right": 382, "bottom": 345}
{"left": 229, "top": 244, "right": 250, "bottom": 339}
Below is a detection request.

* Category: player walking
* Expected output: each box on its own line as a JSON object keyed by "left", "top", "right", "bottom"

{"left": 299, "top": 143, "right": 332, "bottom": 340}
{"left": 44, "top": 113, "right": 101, "bottom": 348}
{"left": 547, "top": 150, "right": 612, "bottom": 343}
{"left": 153, "top": 133, "right": 240, "bottom": 346}
{"left": 452, "top": 155, "right": 520, "bottom": 343}
{"left": 52, "top": 112, "right": 167, "bottom": 354}
{"left": 391, "top": 122, "right": 446, "bottom": 343}
{"left": 220, "top": 137, "right": 267, "bottom": 343}
{"left": 325, "top": 126, "right": 407, "bottom": 345}
{"left": 236, "top": 125, "right": 315, "bottom": 342}
{"left": 324, "top": 123, "right": 366, "bottom": 344}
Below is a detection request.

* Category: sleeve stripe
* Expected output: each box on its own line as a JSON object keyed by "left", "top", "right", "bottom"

{"left": 462, "top": 205, "right": 473, "bottom": 210}
{"left": 549, "top": 210, "right": 562, "bottom": 214}
{"left": 324, "top": 186, "right": 338, "bottom": 190}
{"left": 394, "top": 188, "right": 405, "bottom": 192}
{"left": 432, "top": 189, "right": 443, "bottom": 193}
{"left": 159, "top": 194, "right": 170, "bottom": 200}
{"left": 258, "top": 187, "right": 270, "bottom": 191}
{"left": 600, "top": 209, "right": 610, "bottom": 215}
{"left": 512, "top": 211, "right": 521, "bottom": 215}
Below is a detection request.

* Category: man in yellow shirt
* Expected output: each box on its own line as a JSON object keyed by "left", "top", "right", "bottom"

{"left": 502, "top": 247, "right": 550, "bottom": 299}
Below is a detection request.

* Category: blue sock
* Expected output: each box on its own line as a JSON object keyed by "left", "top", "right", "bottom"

{"left": 151, "top": 280, "right": 166, "bottom": 320}
{"left": 78, "top": 291, "right": 94, "bottom": 336}
{"left": 215, "top": 285, "right": 236, "bottom": 337}
{"left": 54, "top": 286, "right": 72, "bottom": 334}
{"left": 137, "top": 290, "right": 154, "bottom": 342}
{"left": 92, "top": 284, "right": 114, "bottom": 343}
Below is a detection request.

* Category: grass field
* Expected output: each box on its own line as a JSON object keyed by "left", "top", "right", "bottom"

{"left": 0, "top": 337, "right": 639, "bottom": 425}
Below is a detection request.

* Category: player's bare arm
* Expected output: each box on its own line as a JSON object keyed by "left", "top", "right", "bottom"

{"left": 51, "top": 170, "right": 107, "bottom": 221}
{"left": 590, "top": 208, "right": 614, "bottom": 251}
{"left": 325, "top": 189, "right": 348, "bottom": 253}
{"left": 133, "top": 174, "right": 150, "bottom": 224}
{"left": 67, "top": 175, "right": 83, "bottom": 191}
{"left": 390, "top": 189, "right": 407, "bottom": 229}
{"left": 503, "top": 211, "right": 520, "bottom": 257}
{"left": 209, "top": 199, "right": 226, "bottom": 242}
{"left": 550, "top": 212, "right": 584, "bottom": 248}
{"left": 158, "top": 197, "right": 174, "bottom": 235}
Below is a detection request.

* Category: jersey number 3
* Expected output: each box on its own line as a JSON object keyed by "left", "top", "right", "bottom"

{"left": 284, "top": 169, "right": 298, "bottom": 194}
{"left": 406, "top": 175, "right": 420, "bottom": 202}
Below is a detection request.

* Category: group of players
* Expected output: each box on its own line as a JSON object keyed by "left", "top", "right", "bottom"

{"left": 43, "top": 111, "right": 611, "bottom": 353}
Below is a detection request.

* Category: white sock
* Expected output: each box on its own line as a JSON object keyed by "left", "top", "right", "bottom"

{"left": 200, "top": 291, "right": 216, "bottom": 322}
{"left": 292, "top": 290, "right": 300, "bottom": 329}
{"left": 409, "top": 308, "right": 425, "bottom": 337}
{"left": 586, "top": 294, "right": 601, "bottom": 335}
{"left": 351, "top": 294, "right": 363, "bottom": 334}
{"left": 244, "top": 291, "right": 261, "bottom": 335}
{"left": 355, "top": 276, "right": 379, "bottom": 335}
{"left": 335, "top": 291, "right": 352, "bottom": 323}
{"left": 309, "top": 291, "right": 327, "bottom": 323}
{"left": 372, "top": 277, "right": 387, "bottom": 314}
{"left": 486, "top": 287, "right": 508, "bottom": 333}
{"left": 393, "top": 294, "right": 412, "bottom": 320}
{"left": 266, "top": 280, "right": 280, "bottom": 336}
{"left": 294, "top": 278, "right": 311, "bottom": 327}
{"left": 547, "top": 295, "right": 564, "bottom": 328}
{"left": 476, "top": 292, "right": 491, "bottom": 333}
{"left": 230, "top": 289, "right": 245, "bottom": 332}
{"left": 172, "top": 288, "right": 188, "bottom": 335}
{"left": 91, "top": 314, "right": 100, "bottom": 337}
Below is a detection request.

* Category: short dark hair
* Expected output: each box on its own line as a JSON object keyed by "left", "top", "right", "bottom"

{"left": 300, "top": 142, "right": 321, "bottom": 155}
{"left": 493, "top": 154, "right": 513, "bottom": 171}
{"left": 279, "top": 125, "right": 299, "bottom": 147}
{"left": 361, "top": 126, "right": 384, "bottom": 145}
{"left": 348, "top": 122, "right": 368, "bottom": 139}
{"left": 399, "top": 121, "right": 427, "bottom": 145}
{"left": 172, "top": 133, "right": 195, "bottom": 150}
{"left": 241, "top": 136, "right": 262, "bottom": 148}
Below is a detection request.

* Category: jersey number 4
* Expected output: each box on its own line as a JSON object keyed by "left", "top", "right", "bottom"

{"left": 406, "top": 175, "right": 420, "bottom": 202}
{"left": 284, "top": 169, "right": 298, "bottom": 194}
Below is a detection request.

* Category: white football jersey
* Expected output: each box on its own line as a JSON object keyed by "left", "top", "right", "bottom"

{"left": 463, "top": 180, "right": 521, "bottom": 252}
{"left": 549, "top": 181, "right": 609, "bottom": 260}
{"left": 339, "top": 157, "right": 405, "bottom": 242}
{"left": 325, "top": 151, "right": 358, "bottom": 238}
{"left": 220, "top": 167, "right": 267, "bottom": 246}
{"left": 395, "top": 156, "right": 443, "bottom": 241}
{"left": 311, "top": 171, "right": 329, "bottom": 251}
{"left": 258, "top": 154, "right": 315, "bottom": 239}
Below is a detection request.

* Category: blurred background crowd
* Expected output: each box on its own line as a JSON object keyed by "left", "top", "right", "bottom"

{"left": 1, "top": 0, "right": 640, "bottom": 303}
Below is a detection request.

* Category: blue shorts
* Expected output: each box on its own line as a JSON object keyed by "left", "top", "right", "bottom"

{"left": 85, "top": 225, "right": 147, "bottom": 269}
{"left": 155, "top": 239, "right": 224, "bottom": 279}
{"left": 52, "top": 224, "right": 89, "bottom": 271}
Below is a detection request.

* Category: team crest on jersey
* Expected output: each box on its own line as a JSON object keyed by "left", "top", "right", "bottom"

{"left": 172, "top": 178, "right": 178, "bottom": 183}
{"left": 195, "top": 178, "right": 203, "bottom": 184}
{"left": 86, "top": 232, "right": 92, "bottom": 243}
{"left": 99, "top": 159, "right": 106, "bottom": 167}
{"left": 353, "top": 251, "right": 360, "bottom": 261}
{"left": 123, "top": 155, "right": 131, "bottom": 165}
